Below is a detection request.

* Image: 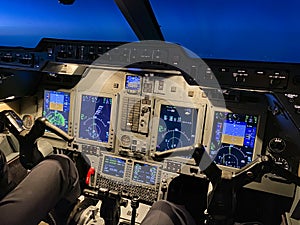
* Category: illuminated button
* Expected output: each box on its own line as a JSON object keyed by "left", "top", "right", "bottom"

{"left": 219, "top": 68, "right": 229, "bottom": 72}
{"left": 172, "top": 55, "right": 180, "bottom": 65}
{"left": 294, "top": 105, "right": 300, "bottom": 114}
{"left": 256, "top": 70, "right": 265, "bottom": 75}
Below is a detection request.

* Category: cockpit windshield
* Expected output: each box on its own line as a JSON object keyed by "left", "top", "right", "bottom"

{"left": 1, "top": 0, "right": 300, "bottom": 63}
{"left": 150, "top": 0, "right": 300, "bottom": 63}
{"left": 0, "top": 0, "right": 137, "bottom": 47}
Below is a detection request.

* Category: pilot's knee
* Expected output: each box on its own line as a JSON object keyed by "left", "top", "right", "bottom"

{"left": 36, "top": 154, "right": 81, "bottom": 202}
{"left": 0, "top": 149, "right": 10, "bottom": 199}
{"left": 0, "top": 149, "right": 7, "bottom": 175}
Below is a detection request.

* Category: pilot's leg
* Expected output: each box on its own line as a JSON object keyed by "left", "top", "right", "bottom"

{"left": 0, "top": 154, "right": 80, "bottom": 225}
{"left": 141, "top": 200, "right": 197, "bottom": 225}
{"left": 0, "top": 150, "right": 15, "bottom": 200}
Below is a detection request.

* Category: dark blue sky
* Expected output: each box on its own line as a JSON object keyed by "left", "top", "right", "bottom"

{"left": 0, "top": 0, "right": 136, "bottom": 46}
{"left": 1, "top": 0, "right": 300, "bottom": 63}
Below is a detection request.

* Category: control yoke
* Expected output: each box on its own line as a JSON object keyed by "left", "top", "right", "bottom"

{"left": 152, "top": 143, "right": 300, "bottom": 186}
{"left": 27, "top": 117, "right": 74, "bottom": 143}
{"left": 0, "top": 110, "right": 74, "bottom": 169}
{"left": 152, "top": 143, "right": 300, "bottom": 223}
{"left": 0, "top": 110, "right": 73, "bottom": 142}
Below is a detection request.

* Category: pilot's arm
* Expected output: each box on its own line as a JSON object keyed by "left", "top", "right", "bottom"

{"left": 141, "top": 200, "right": 197, "bottom": 225}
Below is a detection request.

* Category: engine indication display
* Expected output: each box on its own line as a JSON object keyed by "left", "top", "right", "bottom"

{"left": 209, "top": 111, "right": 258, "bottom": 169}
{"left": 156, "top": 105, "right": 198, "bottom": 152}
{"left": 43, "top": 90, "right": 70, "bottom": 133}
{"left": 79, "top": 94, "right": 112, "bottom": 143}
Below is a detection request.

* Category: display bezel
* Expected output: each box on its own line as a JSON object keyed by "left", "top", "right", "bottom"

{"left": 150, "top": 99, "right": 205, "bottom": 160}
{"left": 100, "top": 154, "right": 127, "bottom": 181}
{"left": 203, "top": 104, "right": 267, "bottom": 172}
{"left": 41, "top": 89, "right": 74, "bottom": 140}
{"left": 125, "top": 74, "right": 142, "bottom": 94}
{"left": 130, "top": 160, "right": 159, "bottom": 187}
{"left": 74, "top": 91, "right": 117, "bottom": 148}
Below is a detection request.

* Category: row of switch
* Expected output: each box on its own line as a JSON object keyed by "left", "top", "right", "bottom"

{"left": 0, "top": 51, "right": 34, "bottom": 66}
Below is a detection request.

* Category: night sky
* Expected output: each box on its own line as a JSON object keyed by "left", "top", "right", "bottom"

{"left": 1, "top": 0, "right": 300, "bottom": 63}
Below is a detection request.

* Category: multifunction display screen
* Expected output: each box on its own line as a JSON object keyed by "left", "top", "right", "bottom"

{"left": 102, "top": 156, "right": 126, "bottom": 178}
{"left": 79, "top": 94, "right": 112, "bottom": 143}
{"left": 156, "top": 105, "right": 198, "bottom": 152}
{"left": 209, "top": 111, "right": 258, "bottom": 169}
{"left": 132, "top": 162, "right": 157, "bottom": 185}
{"left": 43, "top": 90, "right": 70, "bottom": 133}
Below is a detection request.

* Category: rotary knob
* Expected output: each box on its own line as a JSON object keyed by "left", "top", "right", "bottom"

{"left": 268, "top": 137, "right": 286, "bottom": 153}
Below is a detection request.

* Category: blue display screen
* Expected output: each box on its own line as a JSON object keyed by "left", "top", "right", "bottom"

{"left": 132, "top": 162, "right": 157, "bottom": 185}
{"left": 125, "top": 75, "right": 141, "bottom": 91}
{"left": 102, "top": 156, "right": 126, "bottom": 178}
{"left": 43, "top": 90, "right": 70, "bottom": 133}
{"left": 79, "top": 94, "right": 112, "bottom": 143}
{"left": 209, "top": 112, "right": 258, "bottom": 169}
{"left": 156, "top": 105, "right": 198, "bottom": 152}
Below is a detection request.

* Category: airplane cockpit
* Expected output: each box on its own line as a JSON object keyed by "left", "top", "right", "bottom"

{"left": 1, "top": 1, "right": 300, "bottom": 225}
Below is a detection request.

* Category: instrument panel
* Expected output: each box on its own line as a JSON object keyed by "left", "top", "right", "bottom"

{"left": 20, "top": 64, "right": 285, "bottom": 205}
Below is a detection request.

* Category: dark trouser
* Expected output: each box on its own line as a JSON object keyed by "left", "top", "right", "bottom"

{"left": 0, "top": 153, "right": 80, "bottom": 225}
{"left": 0, "top": 150, "right": 14, "bottom": 200}
{"left": 141, "top": 200, "right": 197, "bottom": 225}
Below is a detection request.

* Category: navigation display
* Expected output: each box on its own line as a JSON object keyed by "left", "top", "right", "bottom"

{"left": 79, "top": 94, "right": 112, "bottom": 143}
{"left": 209, "top": 111, "right": 259, "bottom": 169}
{"left": 102, "top": 156, "right": 126, "bottom": 178}
{"left": 156, "top": 105, "right": 198, "bottom": 152}
{"left": 43, "top": 90, "right": 70, "bottom": 133}
{"left": 132, "top": 162, "right": 157, "bottom": 185}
